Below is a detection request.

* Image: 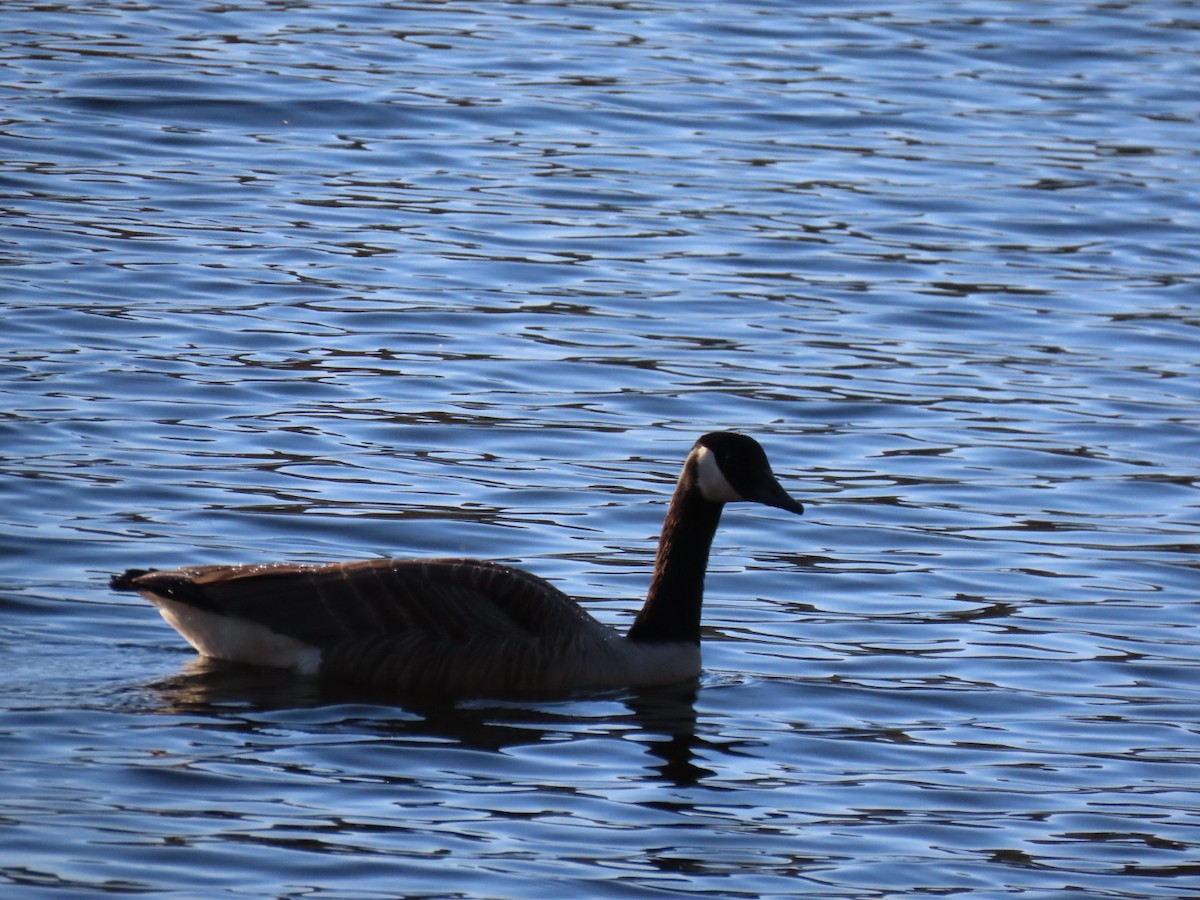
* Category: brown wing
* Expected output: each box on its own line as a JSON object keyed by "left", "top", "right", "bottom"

{"left": 115, "top": 558, "right": 600, "bottom": 651}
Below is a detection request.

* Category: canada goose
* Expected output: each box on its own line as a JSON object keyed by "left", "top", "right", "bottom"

{"left": 111, "top": 431, "right": 805, "bottom": 697}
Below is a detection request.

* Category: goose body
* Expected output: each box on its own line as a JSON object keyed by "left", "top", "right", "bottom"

{"left": 112, "top": 432, "right": 804, "bottom": 697}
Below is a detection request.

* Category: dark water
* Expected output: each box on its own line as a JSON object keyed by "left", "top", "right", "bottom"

{"left": 2, "top": 1, "right": 1199, "bottom": 896}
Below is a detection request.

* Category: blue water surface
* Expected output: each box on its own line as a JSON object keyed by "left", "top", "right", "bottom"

{"left": 2, "top": 1, "right": 1199, "bottom": 897}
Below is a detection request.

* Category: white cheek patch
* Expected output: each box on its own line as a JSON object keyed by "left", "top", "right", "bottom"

{"left": 695, "top": 445, "right": 744, "bottom": 503}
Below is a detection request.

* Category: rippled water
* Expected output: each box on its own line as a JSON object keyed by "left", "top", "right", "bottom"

{"left": 2, "top": 0, "right": 1199, "bottom": 896}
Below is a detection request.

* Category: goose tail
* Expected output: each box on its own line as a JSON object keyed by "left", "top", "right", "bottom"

{"left": 111, "top": 569, "right": 156, "bottom": 591}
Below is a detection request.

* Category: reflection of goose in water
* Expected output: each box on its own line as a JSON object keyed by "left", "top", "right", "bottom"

{"left": 113, "top": 432, "right": 804, "bottom": 698}
{"left": 152, "top": 657, "right": 712, "bottom": 785}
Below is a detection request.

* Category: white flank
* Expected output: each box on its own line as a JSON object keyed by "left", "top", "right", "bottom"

{"left": 694, "top": 445, "right": 743, "bottom": 503}
{"left": 148, "top": 594, "right": 322, "bottom": 675}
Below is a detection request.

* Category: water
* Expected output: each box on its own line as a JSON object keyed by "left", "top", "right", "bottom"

{"left": 2, "top": 0, "right": 1199, "bottom": 896}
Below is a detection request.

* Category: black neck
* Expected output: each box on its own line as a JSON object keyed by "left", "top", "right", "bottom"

{"left": 627, "top": 459, "right": 724, "bottom": 644}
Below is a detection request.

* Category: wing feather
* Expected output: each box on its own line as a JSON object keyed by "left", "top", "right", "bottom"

{"left": 118, "top": 557, "right": 604, "bottom": 650}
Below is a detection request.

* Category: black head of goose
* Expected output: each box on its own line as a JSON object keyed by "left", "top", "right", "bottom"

{"left": 111, "top": 431, "right": 805, "bottom": 698}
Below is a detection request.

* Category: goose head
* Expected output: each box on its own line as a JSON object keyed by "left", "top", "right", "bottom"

{"left": 691, "top": 431, "right": 805, "bottom": 515}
